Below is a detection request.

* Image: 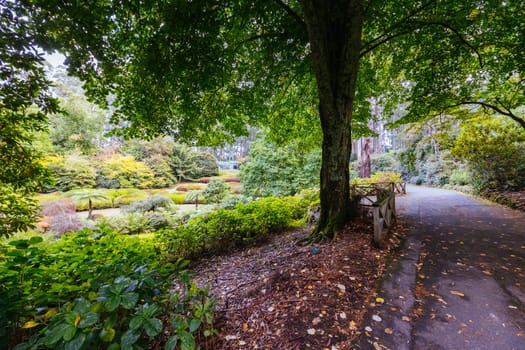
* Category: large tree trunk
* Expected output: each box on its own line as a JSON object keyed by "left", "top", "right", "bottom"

{"left": 300, "top": 0, "right": 364, "bottom": 239}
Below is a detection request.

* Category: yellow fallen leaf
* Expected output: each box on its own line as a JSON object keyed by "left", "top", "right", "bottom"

{"left": 44, "top": 308, "right": 58, "bottom": 320}
{"left": 22, "top": 320, "right": 40, "bottom": 329}
{"left": 450, "top": 290, "right": 465, "bottom": 297}
{"left": 384, "top": 327, "right": 393, "bottom": 334}
{"left": 74, "top": 315, "right": 81, "bottom": 327}
{"left": 401, "top": 316, "right": 410, "bottom": 322}
{"left": 376, "top": 297, "right": 385, "bottom": 304}
{"left": 516, "top": 332, "right": 523, "bottom": 337}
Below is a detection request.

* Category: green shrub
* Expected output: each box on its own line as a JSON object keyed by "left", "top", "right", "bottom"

{"left": 452, "top": 117, "right": 525, "bottom": 192}
{"left": 201, "top": 179, "right": 230, "bottom": 205}
{"left": 220, "top": 194, "right": 251, "bottom": 209}
{"left": 144, "top": 154, "right": 177, "bottom": 188}
{"left": 157, "top": 196, "right": 308, "bottom": 259}
{"left": 43, "top": 154, "right": 97, "bottom": 192}
{"left": 240, "top": 139, "right": 321, "bottom": 197}
{"left": 124, "top": 195, "right": 175, "bottom": 213}
{"left": 96, "top": 155, "right": 155, "bottom": 189}
{"left": 449, "top": 170, "right": 470, "bottom": 186}
{"left": 2, "top": 227, "right": 216, "bottom": 349}
{"left": 371, "top": 152, "right": 399, "bottom": 173}
{"left": 191, "top": 152, "right": 219, "bottom": 178}
{"left": 105, "top": 213, "right": 151, "bottom": 235}
{"left": 166, "top": 192, "right": 186, "bottom": 205}
{"left": 108, "top": 189, "right": 149, "bottom": 207}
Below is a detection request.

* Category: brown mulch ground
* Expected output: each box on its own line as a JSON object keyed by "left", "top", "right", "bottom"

{"left": 190, "top": 218, "right": 404, "bottom": 350}
{"left": 501, "top": 191, "right": 525, "bottom": 211}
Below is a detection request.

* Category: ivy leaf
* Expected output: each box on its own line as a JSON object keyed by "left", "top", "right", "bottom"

{"left": 65, "top": 333, "right": 86, "bottom": 350}
{"left": 121, "top": 293, "right": 139, "bottom": 309}
{"left": 121, "top": 329, "right": 140, "bottom": 349}
{"left": 63, "top": 325, "right": 77, "bottom": 341}
{"left": 129, "top": 316, "right": 143, "bottom": 331}
{"left": 144, "top": 318, "right": 163, "bottom": 337}
{"left": 165, "top": 335, "right": 179, "bottom": 350}
{"left": 44, "top": 323, "right": 70, "bottom": 346}
{"left": 78, "top": 312, "right": 99, "bottom": 328}
{"left": 99, "top": 327, "right": 116, "bottom": 342}
{"left": 105, "top": 296, "right": 121, "bottom": 312}
{"left": 189, "top": 318, "right": 201, "bottom": 333}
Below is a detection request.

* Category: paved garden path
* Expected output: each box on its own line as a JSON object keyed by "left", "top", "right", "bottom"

{"left": 356, "top": 185, "right": 525, "bottom": 350}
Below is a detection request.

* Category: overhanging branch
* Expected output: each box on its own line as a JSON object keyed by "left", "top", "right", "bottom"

{"left": 448, "top": 100, "right": 525, "bottom": 130}
{"left": 273, "top": 0, "right": 306, "bottom": 29}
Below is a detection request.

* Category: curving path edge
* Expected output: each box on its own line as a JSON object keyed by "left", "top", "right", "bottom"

{"left": 355, "top": 185, "right": 525, "bottom": 350}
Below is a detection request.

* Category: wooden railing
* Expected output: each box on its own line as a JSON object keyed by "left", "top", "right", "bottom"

{"left": 351, "top": 183, "right": 399, "bottom": 245}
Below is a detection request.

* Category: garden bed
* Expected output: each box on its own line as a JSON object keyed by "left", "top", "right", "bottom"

{"left": 189, "top": 219, "right": 404, "bottom": 349}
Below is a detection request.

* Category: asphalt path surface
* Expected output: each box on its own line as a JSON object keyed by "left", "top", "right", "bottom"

{"left": 356, "top": 185, "right": 525, "bottom": 350}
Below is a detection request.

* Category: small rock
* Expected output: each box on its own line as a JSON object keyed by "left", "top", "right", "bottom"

{"left": 372, "top": 315, "right": 382, "bottom": 322}
{"left": 307, "top": 328, "right": 316, "bottom": 335}
{"left": 365, "top": 326, "right": 373, "bottom": 332}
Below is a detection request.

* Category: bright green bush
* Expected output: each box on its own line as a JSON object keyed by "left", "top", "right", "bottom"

{"left": 156, "top": 196, "right": 308, "bottom": 259}
{"left": 371, "top": 152, "right": 399, "bottom": 173}
{"left": 43, "top": 154, "right": 97, "bottom": 192}
{"left": 191, "top": 152, "right": 219, "bottom": 178}
{"left": 240, "top": 139, "right": 321, "bottom": 197}
{"left": 96, "top": 155, "right": 154, "bottom": 189}
{"left": 144, "top": 154, "right": 177, "bottom": 188}
{"left": 452, "top": 117, "right": 525, "bottom": 192}
{"left": 201, "top": 179, "right": 230, "bottom": 205}
{"left": 166, "top": 192, "right": 186, "bottom": 205}
{"left": 0, "top": 186, "right": 42, "bottom": 238}
{"left": 449, "top": 170, "right": 471, "bottom": 186}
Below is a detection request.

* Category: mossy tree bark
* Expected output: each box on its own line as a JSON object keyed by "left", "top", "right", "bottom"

{"left": 300, "top": 0, "right": 364, "bottom": 240}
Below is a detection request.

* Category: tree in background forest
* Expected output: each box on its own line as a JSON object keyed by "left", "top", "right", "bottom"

{"left": 19, "top": 0, "right": 524, "bottom": 239}
{"left": 0, "top": 4, "right": 58, "bottom": 237}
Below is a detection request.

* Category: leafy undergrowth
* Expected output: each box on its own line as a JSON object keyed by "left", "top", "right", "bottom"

{"left": 190, "top": 219, "right": 403, "bottom": 349}
{"left": 498, "top": 191, "right": 525, "bottom": 211}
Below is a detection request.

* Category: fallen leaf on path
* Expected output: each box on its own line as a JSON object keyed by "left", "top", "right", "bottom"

{"left": 384, "top": 328, "right": 393, "bottom": 334}
{"left": 376, "top": 297, "right": 385, "bottom": 303}
{"left": 450, "top": 290, "right": 465, "bottom": 297}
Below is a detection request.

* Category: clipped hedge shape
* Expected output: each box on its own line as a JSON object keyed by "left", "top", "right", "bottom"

{"left": 156, "top": 196, "right": 308, "bottom": 260}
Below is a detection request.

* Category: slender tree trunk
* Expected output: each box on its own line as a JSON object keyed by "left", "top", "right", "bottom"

{"left": 300, "top": 0, "right": 364, "bottom": 239}
{"left": 88, "top": 199, "right": 93, "bottom": 220}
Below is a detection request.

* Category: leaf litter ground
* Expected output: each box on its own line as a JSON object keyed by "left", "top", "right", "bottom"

{"left": 189, "top": 218, "right": 403, "bottom": 349}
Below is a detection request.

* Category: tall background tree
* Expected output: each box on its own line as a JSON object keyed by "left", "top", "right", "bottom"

{"left": 20, "top": 0, "right": 523, "bottom": 238}
{"left": 0, "top": 1, "right": 57, "bottom": 237}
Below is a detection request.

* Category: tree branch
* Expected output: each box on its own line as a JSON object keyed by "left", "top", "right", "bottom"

{"left": 360, "top": 29, "right": 414, "bottom": 58}
{"left": 448, "top": 100, "right": 525, "bottom": 130}
{"left": 413, "top": 21, "right": 483, "bottom": 68}
{"left": 272, "top": 0, "right": 306, "bottom": 28}
{"left": 360, "top": 0, "right": 437, "bottom": 56}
